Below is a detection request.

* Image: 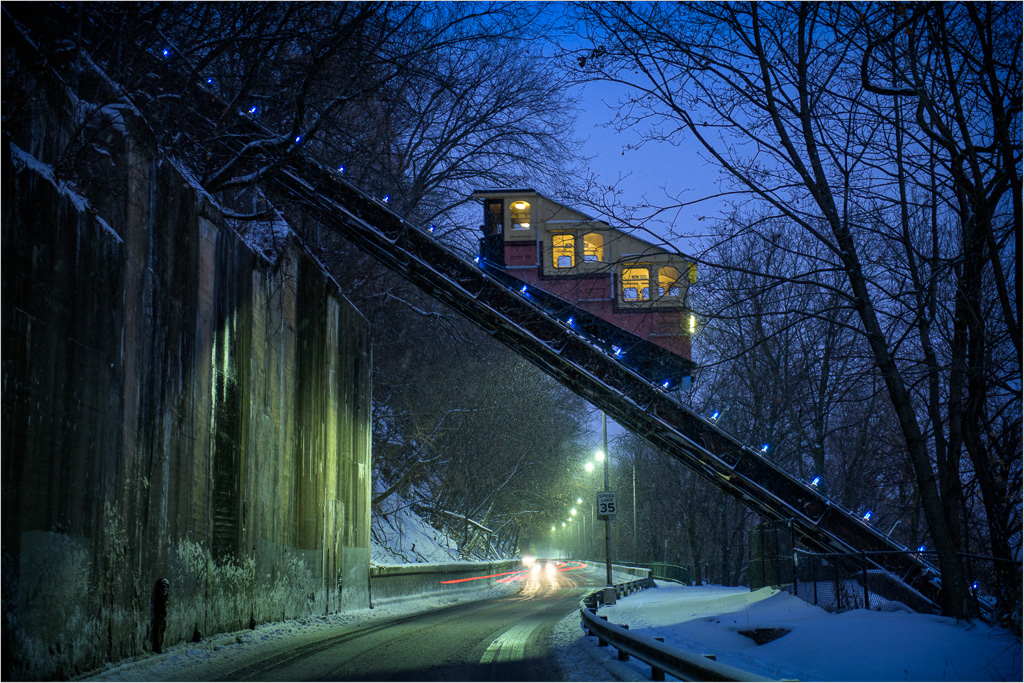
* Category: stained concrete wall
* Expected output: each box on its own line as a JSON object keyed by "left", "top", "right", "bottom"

{"left": 1, "top": 39, "right": 372, "bottom": 680}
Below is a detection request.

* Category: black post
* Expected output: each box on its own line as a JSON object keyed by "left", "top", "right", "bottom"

{"left": 812, "top": 557, "right": 818, "bottom": 607}
{"left": 862, "top": 552, "right": 870, "bottom": 610}
{"left": 790, "top": 520, "right": 798, "bottom": 598}
{"left": 834, "top": 561, "right": 842, "bottom": 611}
{"left": 759, "top": 525, "right": 766, "bottom": 588}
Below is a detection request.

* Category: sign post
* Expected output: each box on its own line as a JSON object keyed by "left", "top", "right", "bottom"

{"left": 601, "top": 413, "right": 614, "bottom": 602}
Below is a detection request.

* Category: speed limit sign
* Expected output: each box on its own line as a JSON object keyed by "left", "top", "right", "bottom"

{"left": 597, "top": 491, "right": 618, "bottom": 520}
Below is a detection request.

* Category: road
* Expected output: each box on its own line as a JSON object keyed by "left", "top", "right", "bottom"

{"left": 208, "top": 560, "right": 600, "bottom": 681}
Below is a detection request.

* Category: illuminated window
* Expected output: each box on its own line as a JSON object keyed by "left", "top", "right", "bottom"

{"left": 583, "top": 232, "right": 604, "bottom": 262}
{"left": 658, "top": 266, "right": 681, "bottom": 297}
{"left": 511, "top": 200, "right": 531, "bottom": 230}
{"left": 622, "top": 266, "right": 650, "bottom": 301}
{"left": 552, "top": 234, "right": 575, "bottom": 268}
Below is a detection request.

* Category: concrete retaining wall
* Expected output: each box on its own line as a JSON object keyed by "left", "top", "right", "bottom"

{"left": 369, "top": 560, "right": 523, "bottom": 605}
{"left": 2, "top": 30, "right": 372, "bottom": 680}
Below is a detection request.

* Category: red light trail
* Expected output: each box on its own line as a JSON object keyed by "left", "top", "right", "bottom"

{"left": 440, "top": 560, "right": 587, "bottom": 584}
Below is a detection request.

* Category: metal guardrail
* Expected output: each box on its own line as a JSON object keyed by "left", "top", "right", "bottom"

{"left": 580, "top": 577, "right": 773, "bottom": 682}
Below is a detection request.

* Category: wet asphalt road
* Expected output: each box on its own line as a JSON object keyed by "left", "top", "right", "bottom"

{"left": 213, "top": 561, "right": 601, "bottom": 681}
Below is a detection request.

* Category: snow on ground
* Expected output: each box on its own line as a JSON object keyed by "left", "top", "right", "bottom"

{"left": 551, "top": 581, "right": 1023, "bottom": 682}
{"left": 370, "top": 489, "right": 472, "bottom": 564}
{"left": 81, "top": 499, "right": 501, "bottom": 680}
{"left": 79, "top": 503, "right": 1023, "bottom": 682}
{"left": 82, "top": 584, "right": 522, "bottom": 681}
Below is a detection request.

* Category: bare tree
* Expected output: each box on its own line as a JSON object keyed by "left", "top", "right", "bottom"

{"left": 698, "top": 224, "right": 886, "bottom": 494}
{"left": 619, "top": 432, "right": 753, "bottom": 586}
{"left": 858, "top": 0, "right": 1022, "bottom": 620}
{"left": 567, "top": 1, "right": 1020, "bottom": 618}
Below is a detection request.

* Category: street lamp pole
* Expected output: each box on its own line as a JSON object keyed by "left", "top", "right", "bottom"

{"left": 633, "top": 458, "right": 637, "bottom": 564}
{"left": 603, "top": 412, "right": 613, "bottom": 588}
{"left": 576, "top": 497, "right": 586, "bottom": 561}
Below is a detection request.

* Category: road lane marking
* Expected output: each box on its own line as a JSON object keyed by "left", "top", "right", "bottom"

{"left": 480, "top": 621, "right": 543, "bottom": 664}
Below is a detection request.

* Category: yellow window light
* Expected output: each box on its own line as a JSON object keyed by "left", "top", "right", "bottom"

{"left": 511, "top": 200, "right": 531, "bottom": 230}
{"left": 622, "top": 266, "right": 650, "bottom": 301}
{"left": 583, "top": 232, "right": 604, "bottom": 262}
{"left": 658, "top": 266, "right": 681, "bottom": 297}
{"left": 552, "top": 233, "right": 575, "bottom": 268}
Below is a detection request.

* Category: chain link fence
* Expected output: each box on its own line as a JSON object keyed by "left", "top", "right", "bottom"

{"left": 749, "top": 520, "right": 1022, "bottom": 626}
{"left": 790, "top": 549, "right": 935, "bottom": 614}
{"left": 636, "top": 562, "right": 691, "bottom": 585}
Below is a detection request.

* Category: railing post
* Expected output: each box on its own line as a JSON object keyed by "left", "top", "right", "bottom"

{"left": 812, "top": 557, "right": 818, "bottom": 607}
{"left": 597, "top": 615, "right": 608, "bottom": 647}
{"left": 834, "top": 561, "right": 842, "bottom": 611}
{"left": 862, "top": 552, "right": 870, "bottom": 610}
{"left": 790, "top": 520, "right": 798, "bottom": 598}
{"left": 758, "top": 525, "right": 766, "bottom": 589}
{"left": 651, "top": 637, "right": 666, "bottom": 681}
{"left": 617, "top": 625, "right": 630, "bottom": 660}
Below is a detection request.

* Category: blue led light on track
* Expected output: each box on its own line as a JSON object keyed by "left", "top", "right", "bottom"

{"left": 567, "top": 316, "right": 574, "bottom": 326}
{"left": 162, "top": 48, "right": 170, "bottom": 57}
{"left": 520, "top": 285, "right": 528, "bottom": 294}
{"left": 249, "top": 105, "right": 258, "bottom": 115}
{"left": 338, "top": 165, "right": 345, "bottom": 173}
{"left": 382, "top": 195, "right": 390, "bottom": 203}
{"left": 810, "top": 476, "right": 821, "bottom": 487}
{"left": 863, "top": 511, "right": 873, "bottom": 521}
{"left": 760, "top": 443, "right": 769, "bottom": 453}
{"left": 294, "top": 135, "right": 302, "bottom": 144}
{"left": 917, "top": 545, "right": 927, "bottom": 552}
{"left": 711, "top": 411, "right": 720, "bottom": 421}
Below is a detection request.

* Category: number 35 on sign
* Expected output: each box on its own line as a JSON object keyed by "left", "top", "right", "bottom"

{"left": 597, "top": 491, "right": 618, "bottom": 520}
